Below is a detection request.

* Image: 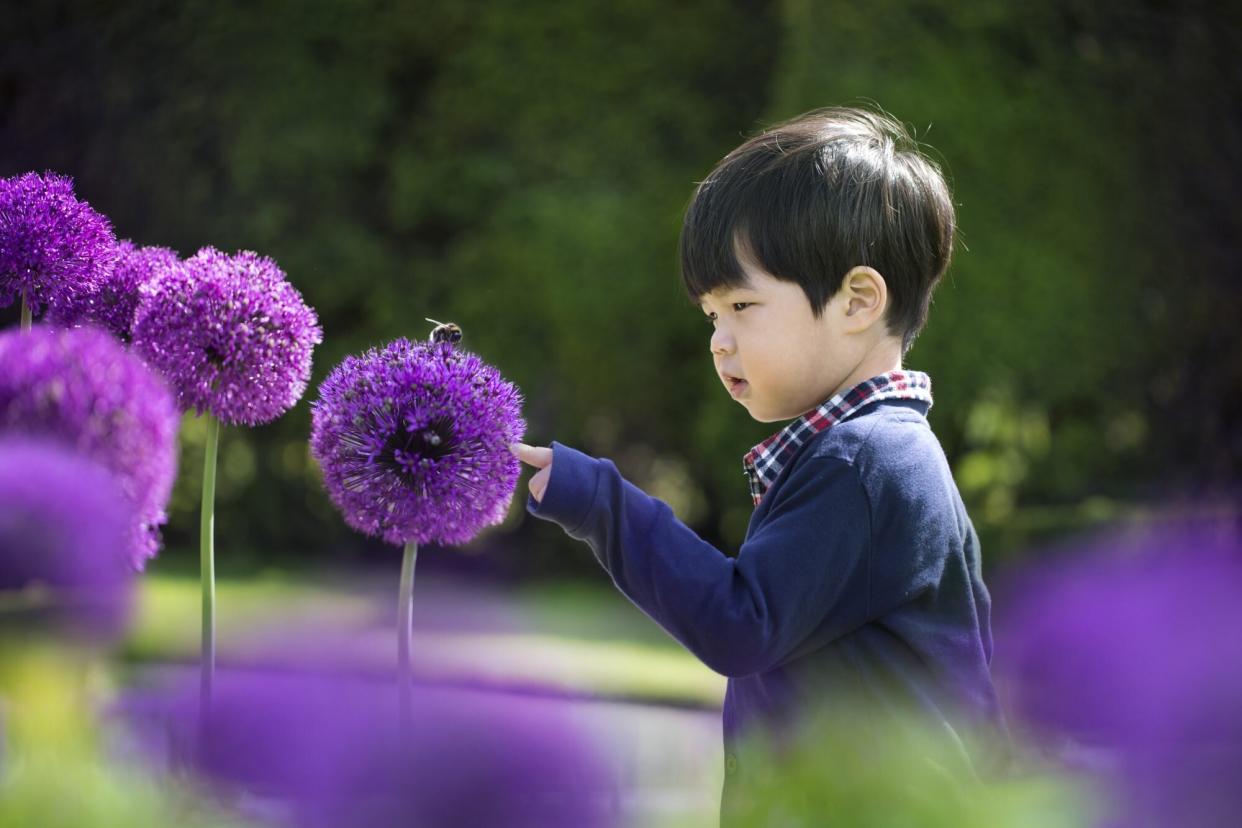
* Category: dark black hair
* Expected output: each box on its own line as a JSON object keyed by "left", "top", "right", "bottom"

{"left": 679, "top": 106, "right": 956, "bottom": 352}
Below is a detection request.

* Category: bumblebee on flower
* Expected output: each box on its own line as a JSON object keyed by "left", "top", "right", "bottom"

{"left": 512, "top": 106, "right": 1006, "bottom": 823}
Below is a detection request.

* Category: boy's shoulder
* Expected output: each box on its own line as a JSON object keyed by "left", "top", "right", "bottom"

{"left": 755, "top": 398, "right": 963, "bottom": 529}
{"left": 785, "top": 399, "right": 959, "bottom": 507}
{"left": 804, "top": 398, "right": 940, "bottom": 470}
{"left": 776, "top": 399, "right": 969, "bottom": 544}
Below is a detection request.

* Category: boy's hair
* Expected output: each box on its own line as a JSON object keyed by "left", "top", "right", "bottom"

{"left": 679, "top": 106, "right": 955, "bottom": 353}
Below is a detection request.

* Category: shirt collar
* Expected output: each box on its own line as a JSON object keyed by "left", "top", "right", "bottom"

{"left": 742, "top": 371, "right": 933, "bottom": 506}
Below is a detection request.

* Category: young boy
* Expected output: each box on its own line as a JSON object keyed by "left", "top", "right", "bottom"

{"left": 511, "top": 106, "right": 1002, "bottom": 818}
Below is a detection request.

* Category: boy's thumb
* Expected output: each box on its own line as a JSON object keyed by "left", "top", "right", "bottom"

{"left": 508, "top": 442, "right": 552, "bottom": 469}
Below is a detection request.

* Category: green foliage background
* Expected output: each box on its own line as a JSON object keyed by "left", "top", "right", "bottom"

{"left": 3, "top": 0, "right": 1237, "bottom": 574}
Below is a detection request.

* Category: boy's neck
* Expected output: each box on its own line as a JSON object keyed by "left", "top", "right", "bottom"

{"left": 827, "top": 338, "right": 905, "bottom": 401}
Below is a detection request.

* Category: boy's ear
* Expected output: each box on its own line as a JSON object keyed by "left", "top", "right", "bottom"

{"left": 840, "top": 266, "right": 888, "bottom": 329}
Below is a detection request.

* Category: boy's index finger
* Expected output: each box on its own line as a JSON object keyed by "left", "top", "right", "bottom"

{"left": 508, "top": 442, "right": 552, "bottom": 469}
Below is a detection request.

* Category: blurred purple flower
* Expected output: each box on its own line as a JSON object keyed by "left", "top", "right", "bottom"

{"left": 998, "top": 518, "right": 1242, "bottom": 827}
{"left": 0, "top": 437, "right": 134, "bottom": 640}
{"left": 131, "top": 246, "right": 323, "bottom": 426}
{"left": 0, "top": 325, "right": 179, "bottom": 568}
{"left": 134, "top": 668, "right": 616, "bottom": 828}
{"left": 310, "top": 338, "right": 525, "bottom": 546}
{"left": 0, "top": 171, "right": 118, "bottom": 318}
{"left": 49, "top": 239, "right": 180, "bottom": 340}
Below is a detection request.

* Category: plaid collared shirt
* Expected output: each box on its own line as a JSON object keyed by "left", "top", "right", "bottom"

{"left": 742, "top": 371, "right": 934, "bottom": 505}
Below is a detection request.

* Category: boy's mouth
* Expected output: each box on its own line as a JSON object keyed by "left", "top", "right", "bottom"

{"left": 723, "top": 374, "right": 748, "bottom": 399}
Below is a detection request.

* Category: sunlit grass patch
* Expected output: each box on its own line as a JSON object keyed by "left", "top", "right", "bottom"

{"left": 122, "top": 573, "right": 725, "bottom": 706}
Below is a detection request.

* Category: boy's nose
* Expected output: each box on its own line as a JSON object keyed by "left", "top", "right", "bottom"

{"left": 710, "top": 328, "right": 735, "bottom": 355}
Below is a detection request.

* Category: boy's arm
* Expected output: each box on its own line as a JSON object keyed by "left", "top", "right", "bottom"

{"left": 512, "top": 441, "right": 872, "bottom": 678}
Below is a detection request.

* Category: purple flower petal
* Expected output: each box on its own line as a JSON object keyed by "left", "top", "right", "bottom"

{"left": 997, "top": 519, "right": 1242, "bottom": 826}
{"left": 310, "top": 338, "right": 525, "bottom": 546}
{"left": 0, "top": 437, "right": 135, "bottom": 641}
{"left": 132, "top": 667, "right": 616, "bottom": 828}
{"left": 0, "top": 171, "right": 118, "bottom": 317}
{"left": 0, "top": 325, "right": 179, "bottom": 568}
{"left": 132, "top": 246, "right": 323, "bottom": 426}
{"left": 49, "top": 239, "right": 180, "bottom": 340}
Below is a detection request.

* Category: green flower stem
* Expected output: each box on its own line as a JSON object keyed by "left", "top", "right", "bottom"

{"left": 397, "top": 540, "right": 419, "bottom": 731}
{"left": 199, "top": 413, "right": 220, "bottom": 727}
{"left": 20, "top": 291, "right": 32, "bottom": 331}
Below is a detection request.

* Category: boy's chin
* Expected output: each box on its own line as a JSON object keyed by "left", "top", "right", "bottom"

{"left": 751, "top": 415, "right": 796, "bottom": 425}
{"left": 743, "top": 403, "right": 795, "bottom": 424}
{"left": 742, "top": 395, "right": 821, "bottom": 424}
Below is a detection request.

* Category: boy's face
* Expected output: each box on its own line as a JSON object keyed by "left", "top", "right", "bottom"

{"left": 699, "top": 259, "right": 865, "bottom": 423}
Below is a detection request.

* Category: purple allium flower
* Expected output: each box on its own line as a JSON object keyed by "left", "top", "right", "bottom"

{"left": 131, "top": 246, "right": 323, "bottom": 426}
{"left": 133, "top": 668, "right": 615, "bottom": 828}
{"left": 0, "top": 325, "right": 179, "bottom": 569}
{"left": 997, "top": 519, "right": 1242, "bottom": 827}
{"left": 0, "top": 171, "right": 118, "bottom": 317}
{"left": 49, "top": 239, "right": 180, "bottom": 340}
{"left": 0, "top": 438, "right": 134, "bottom": 641}
{"left": 310, "top": 338, "right": 525, "bottom": 546}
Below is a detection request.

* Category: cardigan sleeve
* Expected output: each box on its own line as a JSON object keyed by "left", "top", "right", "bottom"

{"left": 527, "top": 441, "right": 872, "bottom": 678}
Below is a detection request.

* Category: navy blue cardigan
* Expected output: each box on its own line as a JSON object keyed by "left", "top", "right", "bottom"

{"left": 528, "top": 399, "right": 1001, "bottom": 794}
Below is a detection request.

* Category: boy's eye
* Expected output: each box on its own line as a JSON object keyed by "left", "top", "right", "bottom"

{"left": 732, "top": 302, "right": 751, "bottom": 312}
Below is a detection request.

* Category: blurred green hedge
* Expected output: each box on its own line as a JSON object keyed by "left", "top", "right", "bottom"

{"left": 3, "top": 0, "right": 1237, "bottom": 573}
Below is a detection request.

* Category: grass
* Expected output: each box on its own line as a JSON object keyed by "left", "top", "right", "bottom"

{"left": 121, "top": 571, "right": 726, "bottom": 707}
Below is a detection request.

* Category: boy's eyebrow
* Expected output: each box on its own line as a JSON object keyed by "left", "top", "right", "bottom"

{"left": 702, "top": 285, "right": 757, "bottom": 304}
{"left": 703, "top": 275, "right": 758, "bottom": 297}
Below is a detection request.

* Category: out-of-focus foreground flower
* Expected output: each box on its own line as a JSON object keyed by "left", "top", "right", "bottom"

{"left": 0, "top": 325, "right": 179, "bottom": 569}
{"left": 0, "top": 438, "right": 134, "bottom": 641}
{"left": 998, "top": 518, "right": 1242, "bottom": 828}
{"left": 131, "top": 246, "right": 322, "bottom": 426}
{"left": 310, "top": 337, "right": 525, "bottom": 547}
{"left": 0, "top": 171, "right": 118, "bottom": 321}
{"left": 128, "top": 667, "right": 617, "bottom": 828}
{"left": 49, "top": 239, "right": 180, "bottom": 340}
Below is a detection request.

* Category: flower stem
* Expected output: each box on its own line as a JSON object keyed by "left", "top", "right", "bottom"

{"left": 20, "top": 291, "right": 32, "bottom": 331}
{"left": 199, "top": 413, "right": 220, "bottom": 730}
{"left": 397, "top": 540, "right": 419, "bottom": 731}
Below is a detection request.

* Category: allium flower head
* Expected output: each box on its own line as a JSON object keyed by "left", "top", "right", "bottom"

{"left": 0, "top": 171, "right": 118, "bottom": 316}
{"left": 132, "top": 246, "right": 323, "bottom": 426}
{"left": 311, "top": 338, "right": 525, "bottom": 546}
{"left": 0, "top": 325, "right": 179, "bottom": 568}
{"left": 49, "top": 239, "right": 180, "bottom": 339}
{"left": 0, "top": 438, "right": 135, "bottom": 641}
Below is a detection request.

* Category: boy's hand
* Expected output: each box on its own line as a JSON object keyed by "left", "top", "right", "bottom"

{"left": 509, "top": 442, "right": 552, "bottom": 502}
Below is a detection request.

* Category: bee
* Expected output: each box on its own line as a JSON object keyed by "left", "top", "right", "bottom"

{"left": 425, "top": 318, "right": 463, "bottom": 345}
